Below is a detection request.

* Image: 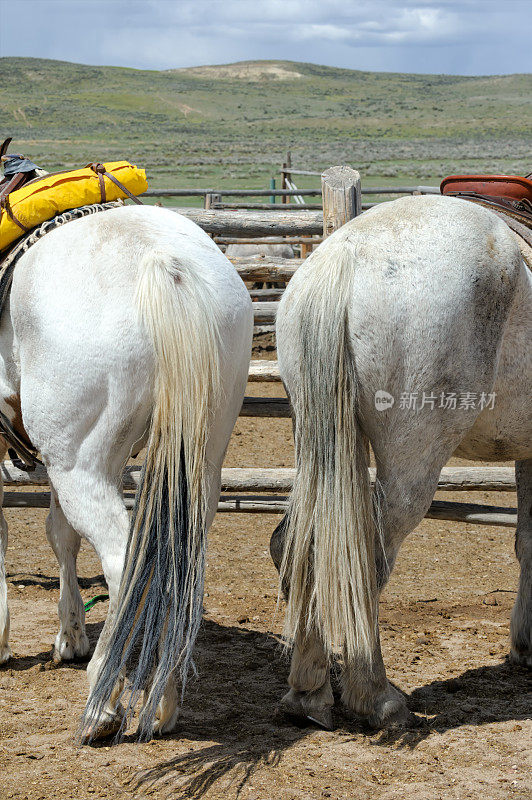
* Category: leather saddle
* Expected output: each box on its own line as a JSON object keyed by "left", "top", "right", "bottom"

{"left": 441, "top": 173, "right": 532, "bottom": 243}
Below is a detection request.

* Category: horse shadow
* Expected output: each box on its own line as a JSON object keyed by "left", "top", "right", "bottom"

{"left": 370, "top": 659, "right": 531, "bottom": 750}
{"left": 6, "top": 571, "right": 106, "bottom": 590}
{"left": 121, "top": 620, "right": 531, "bottom": 799}
{"left": 3, "top": 605, "right": 530, "bottom": 795}
{"left": 121, "top": 619, "right": 317, "bottom": 799}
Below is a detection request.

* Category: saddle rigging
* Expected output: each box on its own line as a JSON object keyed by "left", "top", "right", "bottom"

{"left": 0, "top": 138, "right": 147, "bottom": 471}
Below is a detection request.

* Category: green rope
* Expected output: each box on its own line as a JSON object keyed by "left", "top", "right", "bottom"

{"left": 84, "top": 594, "right": 109, "bottom": 612}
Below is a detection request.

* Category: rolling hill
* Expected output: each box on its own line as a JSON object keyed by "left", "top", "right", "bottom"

{"left": 0, "top": 57, "right": 530, "bottom": 195}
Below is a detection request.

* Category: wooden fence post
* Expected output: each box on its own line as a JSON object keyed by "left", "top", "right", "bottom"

{"left": 204, "top": 192, "right": 221, "bottom": 210}
{"left": 321, "top": 165, "right": 361, "bottom": 237}
{"left": 269, "top": 177, "right": 276, "bottom": 205}
{"left": 281, "top": 150, "right": 292, "bottom": 205}
{"left": 300, "top": 240, "right": 313, "bottom": 259}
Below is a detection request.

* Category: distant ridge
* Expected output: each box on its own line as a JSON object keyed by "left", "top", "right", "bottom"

{"left": 174, "top": 61, "right": 305, "bottom": 81}
{"left": 0, "top": 57, "right": 529, "bottom": 189}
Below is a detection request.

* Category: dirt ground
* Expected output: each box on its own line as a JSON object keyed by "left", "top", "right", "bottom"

{"left": 0, "top": 373, "right": 530, "bottom": 800}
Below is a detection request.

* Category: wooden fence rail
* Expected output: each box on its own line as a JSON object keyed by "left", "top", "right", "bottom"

{"left": 0, "top": 460, "right": 517, "bottom": 527}
{"left": 0, "top": 491, "right": 516, "bottom": 528}
{"left": 0, "top": 461, "right": 516, "bottom": 493}
{"left": 141, "top": 186, "right": 438, "bottom": 199}
{"left": 252, "top": 302, "right": 278, "bottom": 324}
{"left": 231, "top": 256, "right": 301, "bottom": 282}
{"left": 175, "top": 208, "right": 323, "bottom": 237}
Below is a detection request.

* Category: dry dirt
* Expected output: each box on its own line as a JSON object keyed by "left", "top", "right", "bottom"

{"left": 0, "top": 376, "right": 530, "bottom": 800}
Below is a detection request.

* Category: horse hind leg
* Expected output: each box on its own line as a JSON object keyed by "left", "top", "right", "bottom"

{"left": 281, "top": 630, "right": 334, "bottom": 730}
{"left": 270, "top": 516, "right": 334, "bottom": 730}
{"left": 340, "top": 458, "right": 449, "bottom": 729}
{"left": 510, "top": 458, "right": 532, "bottom": 667}
{"left": 47, "top": 465, "right": 130, "bottom": 739}
{"left": 46, "top": 489, "right": 89, "bottom": 662}
{"left": 139, "top": 670, "right": 180, "bottom": 737}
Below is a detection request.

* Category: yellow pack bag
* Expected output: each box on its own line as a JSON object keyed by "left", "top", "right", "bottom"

{"left": 0, "top": 161, "right": 148, "bottom": 251}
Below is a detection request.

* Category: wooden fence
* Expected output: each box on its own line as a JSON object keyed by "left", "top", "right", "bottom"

{"left": 142, "top": 151, "right": 439, "bottom": 217}
{"left": 2, "top": 165, "right": 516, "bottom": 529}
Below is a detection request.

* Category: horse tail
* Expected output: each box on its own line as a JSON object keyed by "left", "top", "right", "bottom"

{"left": 82, "top": 246, "right": 221, "bottom": 741}
{"left": 278, "top": 232, "right": 383, "bottom": 669}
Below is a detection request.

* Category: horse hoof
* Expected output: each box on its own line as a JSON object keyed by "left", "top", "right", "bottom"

{"left": 152, "top": 717, "right": 179, "bottom": 737}
{"left": 509, "top": 648, "right": 532, "bottom": 668}
{"left": 368, "top": 703, "right": 416, "bottom": 730}
{"left": 53, "top": 632, "right": 90, "bottom": 663}
{"left": 0, "top": 645, "right": 12, "bottom": 665}
{"left": 280, "top": 689, "right": 334, "bottom": 730}
{"left": 306, "top": 708, "right": 334, "bottom": 731}
{"left": 81, "top": 707, "right": 125, "bottom": 743}
{"left": 279, "top": 688, "right": 305, "bottom": 719}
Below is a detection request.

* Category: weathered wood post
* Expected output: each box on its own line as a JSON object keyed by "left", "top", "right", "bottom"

{"left": 281, "top": 150, "right": 292, "bottom": 205}
{"left": 204, "top": 192, "right": 222, "bottom": 210}
{"left": 300, "top": 240, "right": 313, "bottom": 259}
{"left": 321, "top": 165, "right": 361, "bottom": 237}
{"left": 269, "top": 177, "right": 276, "bottom": 205}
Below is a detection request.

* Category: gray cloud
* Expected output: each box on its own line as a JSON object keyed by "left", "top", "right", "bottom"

{"left": 1, "top": 0, "right": 531, "bottom": 75}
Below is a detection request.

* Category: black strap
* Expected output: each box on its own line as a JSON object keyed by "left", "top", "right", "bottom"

{"left": 0, "top": 409, "right": 41, "bottom": 471}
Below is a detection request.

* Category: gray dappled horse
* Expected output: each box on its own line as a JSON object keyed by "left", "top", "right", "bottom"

{"left": 272, "top": 194, "right": 531, "bottom": 729}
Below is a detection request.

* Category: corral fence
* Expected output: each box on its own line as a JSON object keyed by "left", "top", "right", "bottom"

{"left": 142, "top": 151, "right": 439, "bottom": 262}
{"left": 2, "top": 165, "right": 516, "bottom": 529}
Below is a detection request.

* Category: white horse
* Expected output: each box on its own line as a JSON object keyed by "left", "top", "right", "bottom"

{"left": 272, "top": 194, "right": 531, "bottom": 730}
{"left": 0, "top": 205, "right": 253, "bottom": 740}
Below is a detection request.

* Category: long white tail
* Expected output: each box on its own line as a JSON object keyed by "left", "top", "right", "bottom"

{"left": 82, "top": 248, "right": 221, "bottom": 741}
{"left": 279, "top": 234, "right": 382, "bottom": 667}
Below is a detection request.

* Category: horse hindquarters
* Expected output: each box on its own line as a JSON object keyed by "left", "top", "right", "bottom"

{"left": 276, "top": 234, "right": 393, "bottom": 726}
{"left": 10, "top": 207, "right": 252, "bottom": 741}
{"left": 275, "top": 196, "right": 523, "bottom": 728}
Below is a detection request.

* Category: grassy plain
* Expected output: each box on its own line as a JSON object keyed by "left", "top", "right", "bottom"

{"left": 1, "top": 58, "right": 530, "bottom": 204}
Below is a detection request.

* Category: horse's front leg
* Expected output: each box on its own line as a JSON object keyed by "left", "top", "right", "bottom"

{"left": 46, "top": 489, "right": 89, "bottom": 662}
{"left": 270, "top": 516, "right": 334, "bottom": 729}
{"left": 510, "top": 458, "right": 532, "bottom": 667}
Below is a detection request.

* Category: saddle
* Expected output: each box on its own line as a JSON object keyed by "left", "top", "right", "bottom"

{"left": 440, "top": 173, "right": 532, "bottom": 248}
{"left": 0, "top": 137, "right": 43, "bottom": 211}
{"left": 0, "top": 139, "right": 146, "bottom": 471}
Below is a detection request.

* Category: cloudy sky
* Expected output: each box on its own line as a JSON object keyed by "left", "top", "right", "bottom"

{"left": 1, "top": 0, "right": 531, "bottom": 75}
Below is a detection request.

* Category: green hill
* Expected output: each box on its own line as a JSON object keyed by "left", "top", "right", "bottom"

{"left": 0, "top": 57, "right": 530, "bottom": 196}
